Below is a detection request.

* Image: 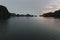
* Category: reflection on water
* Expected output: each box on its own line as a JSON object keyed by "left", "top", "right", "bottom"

{"left": 40, "top": 17, "right": 60, "bottom": 30}
{"left": 0, "top": 20, "right": 8, "bottom": 40}
{"left": 40, "top": 17, "right": 54, "bottom": 27}
{"left": 0, "top": 17, "right": 60, "bottom": 40}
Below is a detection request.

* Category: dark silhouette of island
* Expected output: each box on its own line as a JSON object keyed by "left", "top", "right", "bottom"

{"left": 40, "top": 10, "right": 60, "bottom": 18}
{"left": 10, "top": 13, "right": 35, "bottom": 17}
{"left": 8, "top": 12, "right": 35, "bottom": 17}
{"left": 0, "top": 5, "right": 11, "bottom": 19}
{"left": 10, "top": 13, "right": 37, "bottom": 17}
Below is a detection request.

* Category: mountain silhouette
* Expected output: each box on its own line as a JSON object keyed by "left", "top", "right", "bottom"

{"left": 41, "top": 10, "right": 60, "bottom": 18}
{"left": 0, "top": 5, "right": 11, "bottom": 19}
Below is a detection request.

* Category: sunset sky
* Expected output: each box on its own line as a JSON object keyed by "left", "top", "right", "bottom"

{"left": 0, "top": 0, "right": 60, "bottom": 14}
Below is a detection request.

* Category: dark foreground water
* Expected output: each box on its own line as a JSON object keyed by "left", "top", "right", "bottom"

{"left": 0, "top": 17, "right": 60, "bottom": 40}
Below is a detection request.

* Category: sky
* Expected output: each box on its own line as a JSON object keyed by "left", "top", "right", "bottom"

{"left": 0, "top": 0, "right": 60, "bottom": 15}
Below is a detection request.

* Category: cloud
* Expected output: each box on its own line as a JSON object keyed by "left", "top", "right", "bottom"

{"left": 41, "top": 5, "right": 54, "bottom": 13}
{"left": 45, "top": 6, "right": 53, "bottom": 9}
{"left": 41, "top": 0, "right": 60, "bottom": 14}
{"left": 42, "top": 10, "right": 53, "bottom": 13}
{"left": 42, "top": 3, "right": 60, "bottom": 13}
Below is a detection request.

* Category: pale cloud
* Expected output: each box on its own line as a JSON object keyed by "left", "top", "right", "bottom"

{"left": 42, "top": 10, "right": 53, "bottom": 13}
{"left": 45, "top": 6, "right": 53, "bottom": 9}
{"left": 42, "top": 0, "right": 60, "bottom": 13}
{"left": 41, "top": 5, "right": 54, "bottom": 13}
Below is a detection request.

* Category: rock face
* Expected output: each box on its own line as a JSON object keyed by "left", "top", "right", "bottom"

{"left": 0, "top": 5, "right": 11, "bottom": 19}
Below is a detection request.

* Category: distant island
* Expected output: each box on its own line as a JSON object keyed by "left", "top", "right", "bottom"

{"left": 40, "top": 10, "right": 60, "bottom": 18}
{"left": 0, "top": 5, "right": 37, "bottom": 19}
{"left": 10, "top": 13, "right": 37, "bottom": 17}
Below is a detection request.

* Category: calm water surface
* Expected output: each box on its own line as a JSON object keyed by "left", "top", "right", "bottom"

{"left": 0, "top": 17, "right": 60, "bottom": 40}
